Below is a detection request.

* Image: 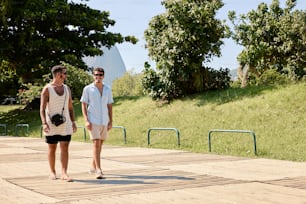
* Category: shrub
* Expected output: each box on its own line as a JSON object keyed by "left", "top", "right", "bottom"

{"left": 257, "top": 69, "right": 289, "bottom": 85}
{"left": 112, "top": 71, "right": 144, "bottom": 97}
{"left": 142, "top": 63, "right": 231, "bottom": 101}
{"left": 142, "top": 64, "right": 181, "bottom": 101}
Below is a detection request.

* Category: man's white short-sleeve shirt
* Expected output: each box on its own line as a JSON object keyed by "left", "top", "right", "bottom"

{"left": 80, "top": 83, "right": 114, "bottom": 126}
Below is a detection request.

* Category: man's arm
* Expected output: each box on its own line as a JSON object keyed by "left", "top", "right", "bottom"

{"left": 107, "top": 103, "right": 112, "bottom": 130}
{"left": 67, "top": 87, "right": 77, "bottom": 132}
{"left": 40, "top": 86, "right": 48, "bottom": 124}
{"left": 82, "top": 102, "right": 92, "bottom": 131}
{"left": 67, "top": 87, "right": 75, "bottom": 122}
{"left": 81, "top": 102, "right": 89, "bottom": 122}
{"left": 40, "top": 86, "right": 50, "bottom": 133}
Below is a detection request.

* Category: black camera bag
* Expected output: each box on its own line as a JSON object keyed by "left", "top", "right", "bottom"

{"left": 51, "top": 114, "right": 66, "bottom": 126}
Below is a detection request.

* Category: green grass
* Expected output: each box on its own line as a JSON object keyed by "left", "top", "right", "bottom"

{"left": 0, "top": 81, "right": 305, "bottom": 161}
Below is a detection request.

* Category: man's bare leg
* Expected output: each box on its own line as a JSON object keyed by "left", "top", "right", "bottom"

{"left": 48, "top": 143, "right": 57, "bottom": 179}
{"left": 60, "top": 141, "right": 72, "bottom": 181}
{"left": 93, "top": 139, "right": 104, "bottom": 178}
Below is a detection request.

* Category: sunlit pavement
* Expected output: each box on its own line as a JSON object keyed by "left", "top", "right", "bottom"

{"left": 1, "top": 136, "right": 306, "bottom": 204}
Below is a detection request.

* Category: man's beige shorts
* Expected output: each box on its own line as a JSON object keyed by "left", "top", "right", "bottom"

{"left": 89, "top": 124, "right": 108, "bottom": 140}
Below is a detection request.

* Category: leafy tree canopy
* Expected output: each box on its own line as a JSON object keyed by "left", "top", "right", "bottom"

{"left": 228, "top": 0, "right": 306, "bottom": 80}
{"left": 145, "top": 0, "right": 228, "bottom": 72}
{"left": 143, "top": 0, "right": 230, "bottom": 101}
{"left": 0, "top": 0, "right": 137, "bottom": 83}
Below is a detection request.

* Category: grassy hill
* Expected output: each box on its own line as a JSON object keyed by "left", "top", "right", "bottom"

{"left": 0, "top": 81, "right": 305, "bottom": 161}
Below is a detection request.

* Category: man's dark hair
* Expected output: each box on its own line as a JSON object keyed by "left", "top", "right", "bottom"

{"left": 93, "top": 67, "right": 105, "bottom": 74}
{"left": 51, "top": 65, "right": 66, "bottom": 77}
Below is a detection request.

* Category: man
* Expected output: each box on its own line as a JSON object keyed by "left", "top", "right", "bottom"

{"left": 40, "top": 65, "right": 77, "bottom": 181}
{"left": 80, "top": 67, "right": 113, "bottom": 179}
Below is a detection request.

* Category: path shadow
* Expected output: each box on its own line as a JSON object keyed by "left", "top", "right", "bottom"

{"left": 73, "top": 178, "right": 155, "bottom": 185}
{"left": 73, "top": 173, "right": 194, "bottom": 185}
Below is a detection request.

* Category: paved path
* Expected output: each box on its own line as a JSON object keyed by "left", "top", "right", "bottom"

{"left": 1, "top": 136, "right": 306, "bottom": 204}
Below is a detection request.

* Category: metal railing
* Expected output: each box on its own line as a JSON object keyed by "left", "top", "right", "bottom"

{"left": 147, "top": 127, "right": 180, "bottom": 146}
{"left": 15, "top": 124, "right": 29, "bottom": 136}
{"left": 78, "top": 126, "right": 87, "bottom": 141}
{"left": 208, "top": 129, "right": 257, "bottom": 155}
{"left": 0, "top": 124, "right": 7, "bottom": 136}
{"left": 112, "top": 126, "right": 127, "bottom": 144}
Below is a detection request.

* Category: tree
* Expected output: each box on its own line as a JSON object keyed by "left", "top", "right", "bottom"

{"left": 0, "top": 0, "right": 137, "bottom": 84}
{"left": 228, "top": 0, "right": 306, "bottom": 86}
{"left": 143, "top": 0, "right": 229, "bottom": 100}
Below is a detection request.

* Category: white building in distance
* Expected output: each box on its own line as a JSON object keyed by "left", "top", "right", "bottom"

{"left": 83, "top": 46, "right": 126, "bottom": 86}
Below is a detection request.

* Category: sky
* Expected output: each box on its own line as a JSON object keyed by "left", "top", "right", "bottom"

{"left": 73, "top": 0, "right": 306, "bottom": 73}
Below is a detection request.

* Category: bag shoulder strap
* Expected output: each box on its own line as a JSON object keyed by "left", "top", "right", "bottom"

{"left": 61, "top": 87, "right": 67, "bottom": 115}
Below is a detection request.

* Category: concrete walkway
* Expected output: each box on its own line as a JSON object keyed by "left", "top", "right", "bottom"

{"left": 1, "top": 136, "right": 306, "bottom": 204}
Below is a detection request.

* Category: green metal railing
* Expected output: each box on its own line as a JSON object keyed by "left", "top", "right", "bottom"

{"left": 112, "top": 126, "right": 127, "bottom": 144}
{"left": 78, "top": 126, "right": 87, "bottom": 141}
{"left": 0, "top": 124, "right": 7, "bottom": 136}
{"left": 15, "top": 124, "right": 29, "bottom": 136}
{"left": 147, "top": 127, "right": 180, "bottom": 146}
{"left": 208, "top": 129, "right": 257, "bottom": 155}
